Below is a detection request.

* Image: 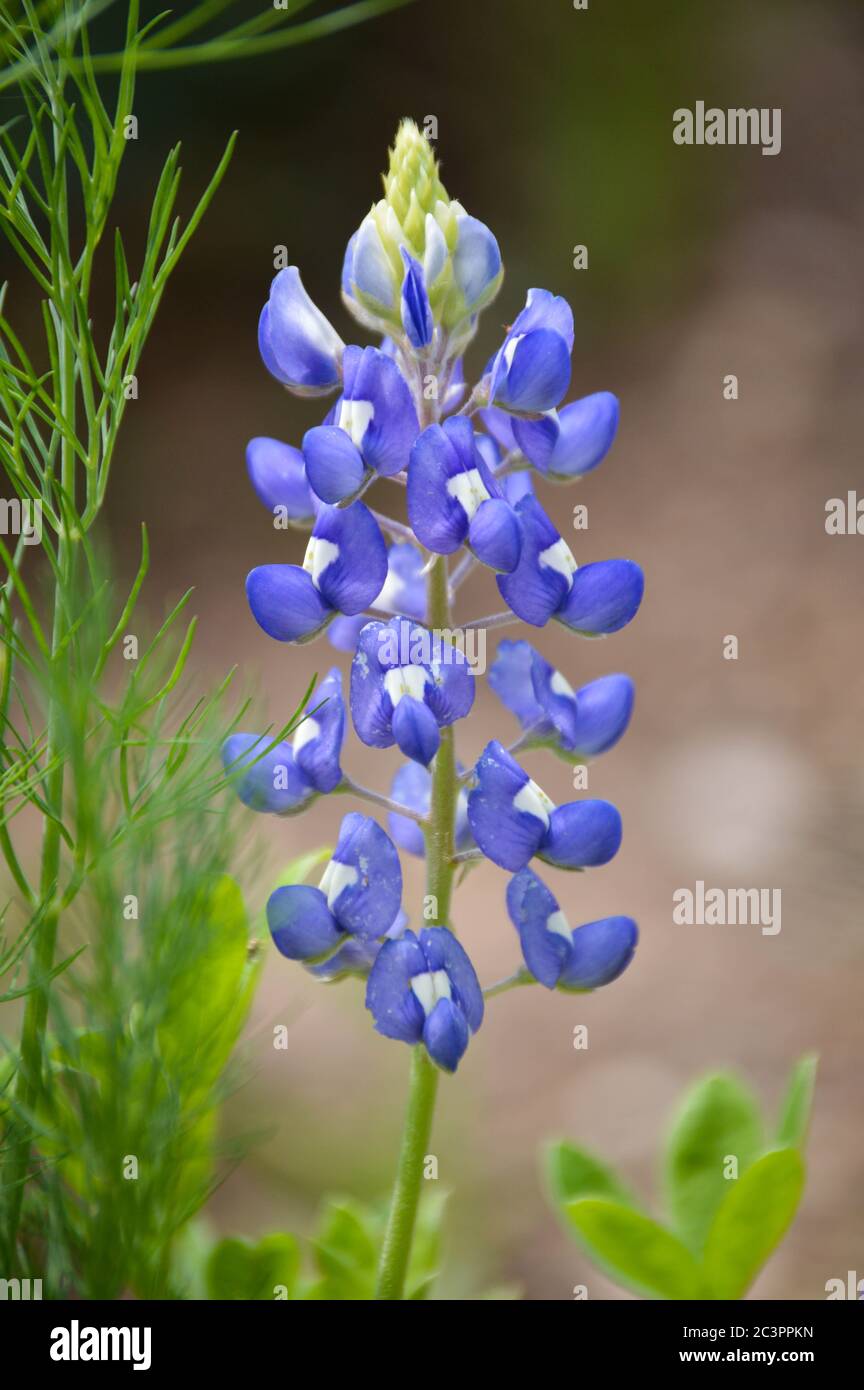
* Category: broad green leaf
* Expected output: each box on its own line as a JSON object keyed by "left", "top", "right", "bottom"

{"left": 312, "top": 1199, "right": 378, "bottom": 1300}
{"left": 703, "top": 1148, "right": 805, "bottom": 1299}
{"left": 545, "top": 1140, "right": 638, "bottom": 1211}
{"left": 775, "top": 1054, "right": 817, "bottom": 1148}
{"left": 565, "top": 1199, "right": 705, "bottom": 1300}
{"left": 206, "top": 1234, "right": 301, "bottom": 1301}
{"left": 664, "top": 1072, "right": 762, "bottom": 1255}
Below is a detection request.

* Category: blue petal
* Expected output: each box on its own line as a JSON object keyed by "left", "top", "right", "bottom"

{"left": 488, "top": 639, "right": 545, "bottom": 727}
{"left": 423, "top": 997, "right": 470, "bottom": 1072}
{"left": 246, "top": 437, "right": 315, "bottom": 523}
{"left": 260, "top": 268, "right": 344, "bottom": 395}
{"left": 468, "top": 497, "right": 522, "bottom": 573}
{"left": 497, "top": 495, "right": 575, "bottom": 626}
{"left": 500, "top": 470, "right": 536, "bottom": 507}
{"left": 506, "top": 868, "right": 570, "bottom": 988}
{"left": 539, "top": 800, "right": 623, "bottom": 870}
{"left": 352, "top": 214, "right": 395, "bottom": 308}
{"left": 559, "top": 916, "right": 638, "bottom": 990}
{"left": 530, "top": 652, "right": 580, "bottom": 750}
{"left": 478, "top": 405, "right": 517, "bottom": 453}
{"left": 350, "top": 620, "right": 396, "bottom": 749}
{"left": 221, "top": 733, "right": 312, "bottom": 814}
{"left": 311, "top": 502, "right": 389, "bottom": 616}
{"left": 492, "top": 328, "right": 572, "bottom": 414}
{"left": 555, "top": 558, "right": 644, "bottom": 635}
{"left": 267, "top": 884, "right": 344, "bottom": 961}
{"left": 324, "top": 812, "right": 403, "bottom": 938}
{"left": 246, "top": 565, "right": 333, "bottom": 643}
{"left": 307, "top": 907, "right": 407, "bottom": 982}
{"left": 467, "top": 740, "right": 548, "bottom": 871}
{"left": 341, "top": 230, "right": 358, "bottom": 297}
{"left": 392, "top": 695, "right": 440, "bottom": 767}
{"left": 514, "top": 393, "right": 619, "bottom": 479}
{"left": 400, "top": 248, "right": 433, "bottom": 349}
{"left": 293, "top": 667, "right": 345, "bottom": 792}
{"left": 302, "top": 425, "right": 367, "bottom": 504}
{"left": 375, "top": 542, "right": 427, "bottom": 621}
{"left": 388, "top": 762, "right": 430, "bottom": 856}
{"left": 327, "top": 614, "right": 368, "bottom": 652}
{"left": 423, "top": 629, "right": 476, "bottom": 726}
{"left": 339, "top": 345, "right": 418, "bottom": 477}
{"left": 510, "top": 288, "right": 574, "bottom": 349}
{"left": 567, "top": 673, "right": 635, "bottom": 757}
{"left": 419, "top": 927, "right": 484, "bottom": 1032}
{"left": 452, "top": 215, "right": 502, "bottom": 309}
{"left": 408, "top": 416, "right": 501, "bottom": 556}
{"left": 365, "top": 931, "right": 428, "bottom": 1042}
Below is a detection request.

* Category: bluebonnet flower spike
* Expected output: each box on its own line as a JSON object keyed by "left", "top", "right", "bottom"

{"left": 258, "top": 267, "right": 344, "bottom": 396}
{"left": 246, "top": 501, "right": 387, "bottom": 643}
{"left": 267, "top": 813, "right": 402, "bottom": 968}
{"left": 467, "top": 740, "right": 622, "bottom": 871}
{"left": 507, "top": 869, "right": 637, "bottom": 990}
{"left": 366, "top": 926, "right": 484, "bottom": 1072}
{"left": 351, "top": 617, "right": 474, "bottom": 767}
{"left": 221, "top": 669, "right": 345, "bottom": 814}
{"left": 408, "top": 415, "right": 523, "bottom": 573}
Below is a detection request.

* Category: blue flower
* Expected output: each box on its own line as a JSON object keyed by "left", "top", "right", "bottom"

{"left": 267, "top": 813, "right": 402, "bottom": 966}
{"left": 258, "top": 267, "right": 344, "bottom": 397}
{"left": 497, "top": 494, "right": 644, "bottom": 635}
{"left": 450, "top": 213, "right": 502, "bottom": 315}
{"left": 506, "top": 868, "right": 637, "bottom": 990}
{"left": 307, "top": 910, "right": 408, "bottom": 983}
{"left": 408, "top": 415, "right": 523, "bottom": 573}
{"left": 400, "top": 249, "right": 433, "bottom": 349}
{"left": 246, "top": 500, "right": 387, "bottom": 643}
{"left": 246, "top": 437, "right": 317, "bottom": 526}
{"left": 328, "top": 541, "right": 426, "bottom": 652}
{"left": 387, "top": 761, "right": 474, "bottom": 857}
{"left": 489, "top": 640, "right": 635, "bottom": 761}
{"left": 221, "top": 669, "right": 345, "bottom": 814}
{"left": 467, "top": 740, "right": 622, "bottom": 872}
{"left": 366, "top": 926, "right": 484, "bottom": 1072}
{"left": 511, "top": 392, "right": 619, "bottom": 481}
{"left": 302, "top": 345, "right": 419, "bottom": 504}
{"left": 351, "top": 617, "right": 475, "bottom": 766}
{"left": 488, "top": 289, "right": 574, "bottom": 415}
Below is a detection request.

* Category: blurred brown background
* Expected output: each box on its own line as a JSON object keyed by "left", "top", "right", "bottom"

{"left": 105, "top": 0, "right": 863, "bottom": 1297}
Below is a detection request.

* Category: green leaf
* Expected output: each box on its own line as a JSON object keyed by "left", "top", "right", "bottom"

{"left": 775, "top": 1054, "right": 818, "bottom": 1149}
{"left": 312, "top": 1198, "right": 378, "bottom": 1300}
{"left": 664, "top": 1073, "right": 762, "bottom": 1255}
{"left": 564, "top": 1199, "right": 705, "bottom": 1300}
{"left": 406, "top": 1189, "right": 447, "bottom": 1299}
{"left": 206, "top": 1234, "right": 301, "bottom": 1301}
{"left": 545, "top": 1140, "right": 638, "bottom": 1211}
{"left": 703, "top": 1148, "right": 805, "bottom": 1299}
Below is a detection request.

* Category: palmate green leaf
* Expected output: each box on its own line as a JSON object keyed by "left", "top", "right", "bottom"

{"left": 775, "top": 1054, "right": 818, "bottom": 1149}
{"left": 565, "top": 1199, "right": 706, "bottom": 1300}
{"left": 702, "top": 1149, "right": 805, "bottom": 1299}
{"left": 545, "top": 1140, "right": 639, "bottom": 1211}
{"left": 206, "top": 1233, "right": 301, "bottom": 1301}
{"left": 663, "top": 1073, "right": 762, "bottom": 1256}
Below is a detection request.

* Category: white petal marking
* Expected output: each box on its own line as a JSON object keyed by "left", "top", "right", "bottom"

{"left": 303, "top": 535, "right": 340, "bottom": 589}
{"left": 446, "top": 467, "right": 491, "bottom": 521}
{"left": 318, "top": 858, "right": 359, "bottom": 909}
{"left": 384, "top": 664, "right": 428, "bottom": 707}
{"left": 538, "top": 538, "right": 578, "bottom": 588}
{"left": 292, "top": 716, "right": 321, "bottom": 755}
{"left": 546, "top": 909, "right": 572, "bottom": 941}
{"left": 513, "top": 778, "right": 555, "bottom": 828}
{"left": 411, "top": 969, "right": 452, "bottom": 1016}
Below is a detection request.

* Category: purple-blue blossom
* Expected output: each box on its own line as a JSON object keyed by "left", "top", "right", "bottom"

{"left": 507, "top": 869, "right": 638, "bottom": 991}
{"left": 366, "top": 926, "right": 483, "bottom": 1073}
{"left": 489, "top": 640, "right": 635, "bottom": 760}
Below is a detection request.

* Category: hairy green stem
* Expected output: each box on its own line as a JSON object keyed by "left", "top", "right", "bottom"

{"left": 374, "top": 554, "right": 456, "bottom": 1299}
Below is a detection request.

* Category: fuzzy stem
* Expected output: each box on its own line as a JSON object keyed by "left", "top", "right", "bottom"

{"left": 374, "top": 553, "right": 455, "bottom": 1299}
